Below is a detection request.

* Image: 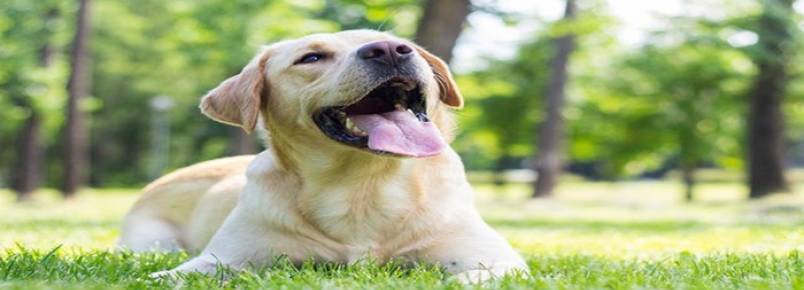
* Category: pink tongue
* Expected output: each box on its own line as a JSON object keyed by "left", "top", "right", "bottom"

{"left": 350, "top": 110, "right": 445, "bottom": 157}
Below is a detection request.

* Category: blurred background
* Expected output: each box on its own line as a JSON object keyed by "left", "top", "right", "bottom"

{"left": 1, "top": 0, "right": 803, "bottom": 205}
{"left": 2, "top": 0, "right": 803, "bottom": 260}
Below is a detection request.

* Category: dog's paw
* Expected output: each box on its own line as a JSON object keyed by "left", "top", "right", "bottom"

{"left": 149, "top": 269, "right": 180, "bottom": 280}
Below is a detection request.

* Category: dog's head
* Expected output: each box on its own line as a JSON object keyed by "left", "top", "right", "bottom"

{"left": 200, "top": 30, "right": 462, "bottom": 158}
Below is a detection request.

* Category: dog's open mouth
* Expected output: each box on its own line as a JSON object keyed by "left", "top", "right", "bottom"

{"left": 313, "top": 77, "right": 446, "bottom": 157}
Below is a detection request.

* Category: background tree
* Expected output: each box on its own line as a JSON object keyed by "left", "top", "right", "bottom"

{"left": 746, "top": 0, "right": 796, "bottom": 198}
{"left": 62, "top": 0, "right": 92, "bottom": 196}
{"left": 454, "top": 0, "right": 612, "bottom": 186}
{"left": 455, "top": 37, "right": 552, "bottom": 184}
{"left": 1, "top": 1, "right": 67, "bottom": 199}
{"left": 413, "top": 0, "right": 471, "bottom": 62}
{"left": 533, "top": 0, "right": 577, "bottom": 198}
{"left": 11, "top": 7, "right": 58, "bottom": 200}
{"left": 575, "top": 40, "right": 749, "bottom": 201}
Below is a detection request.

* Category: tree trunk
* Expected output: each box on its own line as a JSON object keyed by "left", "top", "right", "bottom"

{"left": 12, "top": 114, "right": 44, "bottom": 201}
{"left": 533, "top": 0, "right": 576, "bottom": 198}
{"left": 12, "top": 8, "right": 58, "bottom": 200}
{"left": 227, "top": 127, "right": 257, "bottom": 155}
{"left": 681, "top": 164, "right": 695, "bottom": 202}
{"left": 413, "top": 0, "right": 471, "bottom": 63}
{"left": 62, "top": 0, "right": 92, "bottom": 197}
{"left": 493, "top": 154, "right": 508, "bottom": 187}
{"left": 746, "top": 0, "right": 794, "bottom": 199}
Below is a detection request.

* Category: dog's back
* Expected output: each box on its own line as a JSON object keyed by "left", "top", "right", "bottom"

{"left": 118, "top": 155, "right": 254, "bottom": 251}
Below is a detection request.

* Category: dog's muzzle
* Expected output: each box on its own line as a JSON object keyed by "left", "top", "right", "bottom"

{"left": 313, "top": 74, "right": 445, "bottom": 158}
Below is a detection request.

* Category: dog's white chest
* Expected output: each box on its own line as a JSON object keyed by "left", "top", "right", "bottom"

{"left": 306, "top": 182, "right": 413, "bottom": 247}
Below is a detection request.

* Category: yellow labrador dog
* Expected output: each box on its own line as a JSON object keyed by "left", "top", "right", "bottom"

{"left": 119, "top": 30, "right": 527, "bottom": 283}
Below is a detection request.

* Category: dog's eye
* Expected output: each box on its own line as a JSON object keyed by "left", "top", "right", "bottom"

{"left": 296, "top": 53, "right": 325, "bottom": 65}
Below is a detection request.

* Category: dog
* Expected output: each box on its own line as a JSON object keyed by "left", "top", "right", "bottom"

{"left": 119, "top": 29, "right": 528, "bottom": 283}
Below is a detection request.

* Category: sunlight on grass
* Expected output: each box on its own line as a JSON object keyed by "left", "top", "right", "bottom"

{"left": 0, "top": 189, "right": 139, "bottom": 250}
{"left": 1, "top": 182, "right": 803, "bottom": 256}
{"left": 474, "top": 181, "right": 804, "bottom": 258}
{"left": 1, "top": 181, "right": 802, "bottom": 289}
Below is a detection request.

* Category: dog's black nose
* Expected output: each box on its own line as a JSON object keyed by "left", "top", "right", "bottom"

{"left": 357, "top": 40, "right": 413, "bottom": 66}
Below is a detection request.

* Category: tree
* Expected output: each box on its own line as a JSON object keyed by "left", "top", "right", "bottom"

{"left": 583, "top": 43, "right": 748, "bottom": 201}
{"left": 185, "top": 1, "right": 278, "bottom": 156}
{"left": 414, "top": 0, "right": 471, "bottom": 62}
{"left": 533, "top": 0, "right": 577, "bottom": 198}
{"left": 454, "top": 37, "right": 552, "bottom": 184}
{"left": 1, "top": 1, "right": 65, "bottom": 197}
{"left": 11, "top": 7, "right": 58, "bottom": 200}
{"left": 746, "top": 0, "right": 796, "bottom": 198}
{"left": 62, "top": 0, "right": 92, "bottom": 196}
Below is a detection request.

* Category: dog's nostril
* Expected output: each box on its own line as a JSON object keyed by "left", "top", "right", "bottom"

{"left": 360, "top": 47, "right": 386, "bottom": 59}
{"left": 357, "top": 40, "right": 411, "bottom": 65}
{"left": 395, "top": 44, "right": 412, "bottom": 55}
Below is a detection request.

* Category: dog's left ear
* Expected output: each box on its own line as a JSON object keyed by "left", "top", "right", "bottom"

{"left": 414, "top": 46, "right": 464, "bottom": 108}
{"left": 200, "top": 50, "right": 270, "bottom": 134}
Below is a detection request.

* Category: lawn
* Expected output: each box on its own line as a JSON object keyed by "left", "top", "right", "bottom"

{"left": 1, "top": 181, "right": 802, "bottom": 289}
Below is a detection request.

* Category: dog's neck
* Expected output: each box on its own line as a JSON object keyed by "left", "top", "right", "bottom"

{"left": 264, "top": 127, "right": 427, "bottom": 244}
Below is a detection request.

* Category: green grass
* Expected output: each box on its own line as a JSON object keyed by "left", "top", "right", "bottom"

{"left": 1, "top": 181, "right": 803, "bottom": 289}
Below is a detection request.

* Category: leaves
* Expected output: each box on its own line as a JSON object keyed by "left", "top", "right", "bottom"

{"left": 0, "top": 0, "right": 802, "bottom": 186}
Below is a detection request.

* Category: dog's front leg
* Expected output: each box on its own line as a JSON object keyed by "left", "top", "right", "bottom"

{"left": 418, "top": 217, "right": 529, "bottom": 284}
{"left": 151, "top": 206, "right": 272, "bottom": 278}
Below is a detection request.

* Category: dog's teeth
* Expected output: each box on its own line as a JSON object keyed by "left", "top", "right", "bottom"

{"left": 356, "top": 128, "right": 368, "bottom": 136}
{"left": 351, "top": 127, "right": 367, "bottom": 136}
{"left": 407, "top": 108, "right": 414, "bottom": 114}
{"left": 394, "top": 104, "right": 404, "bottom": 110}
{"left": 343, "top": 117, "right": 367, "bottom": 136}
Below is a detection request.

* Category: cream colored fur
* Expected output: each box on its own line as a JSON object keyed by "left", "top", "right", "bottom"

{"left": 119, "top": 30, "right": 528, "bottom": 283}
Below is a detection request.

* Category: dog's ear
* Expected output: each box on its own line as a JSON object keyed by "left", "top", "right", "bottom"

{"left": 414, "top": 46, "right": 464, "bottom": 108}
{"left": 200, "top": 50, "right": 270, "bottom": 134}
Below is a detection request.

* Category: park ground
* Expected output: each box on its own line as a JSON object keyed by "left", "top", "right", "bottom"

{"left": 1, "top": 180, "right": 803, "bottom": 289}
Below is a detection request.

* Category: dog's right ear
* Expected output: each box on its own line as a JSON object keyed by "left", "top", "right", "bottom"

{"left": 200, "top": 50, "right": 270, "bottom": 134}
{"left": 414, "top": 46, "right": 464, "bottom": 109}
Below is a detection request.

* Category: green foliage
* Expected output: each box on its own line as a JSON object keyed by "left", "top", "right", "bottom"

{"left": 1, "top": 0, "right": 803, "bottom": 186}
{"left": 454, "top": 2, "right": 617, "bottom": 172}
{"left": 0, "top": 0, "right": 69, "bottom": 183}
{"left": 0, "top": 0, "right": 421, "bottom": 187}
{"left": 571, "top": 31, "right": 752, "bottom": 177}
{"left": 321, "top": 0, "right": 421, "bottom": 35}
{"left": 454, "top": 0, "right": 803, "bottom": 180}
{"left": 454, "top": 37, "right": 551, "bottom": 170}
